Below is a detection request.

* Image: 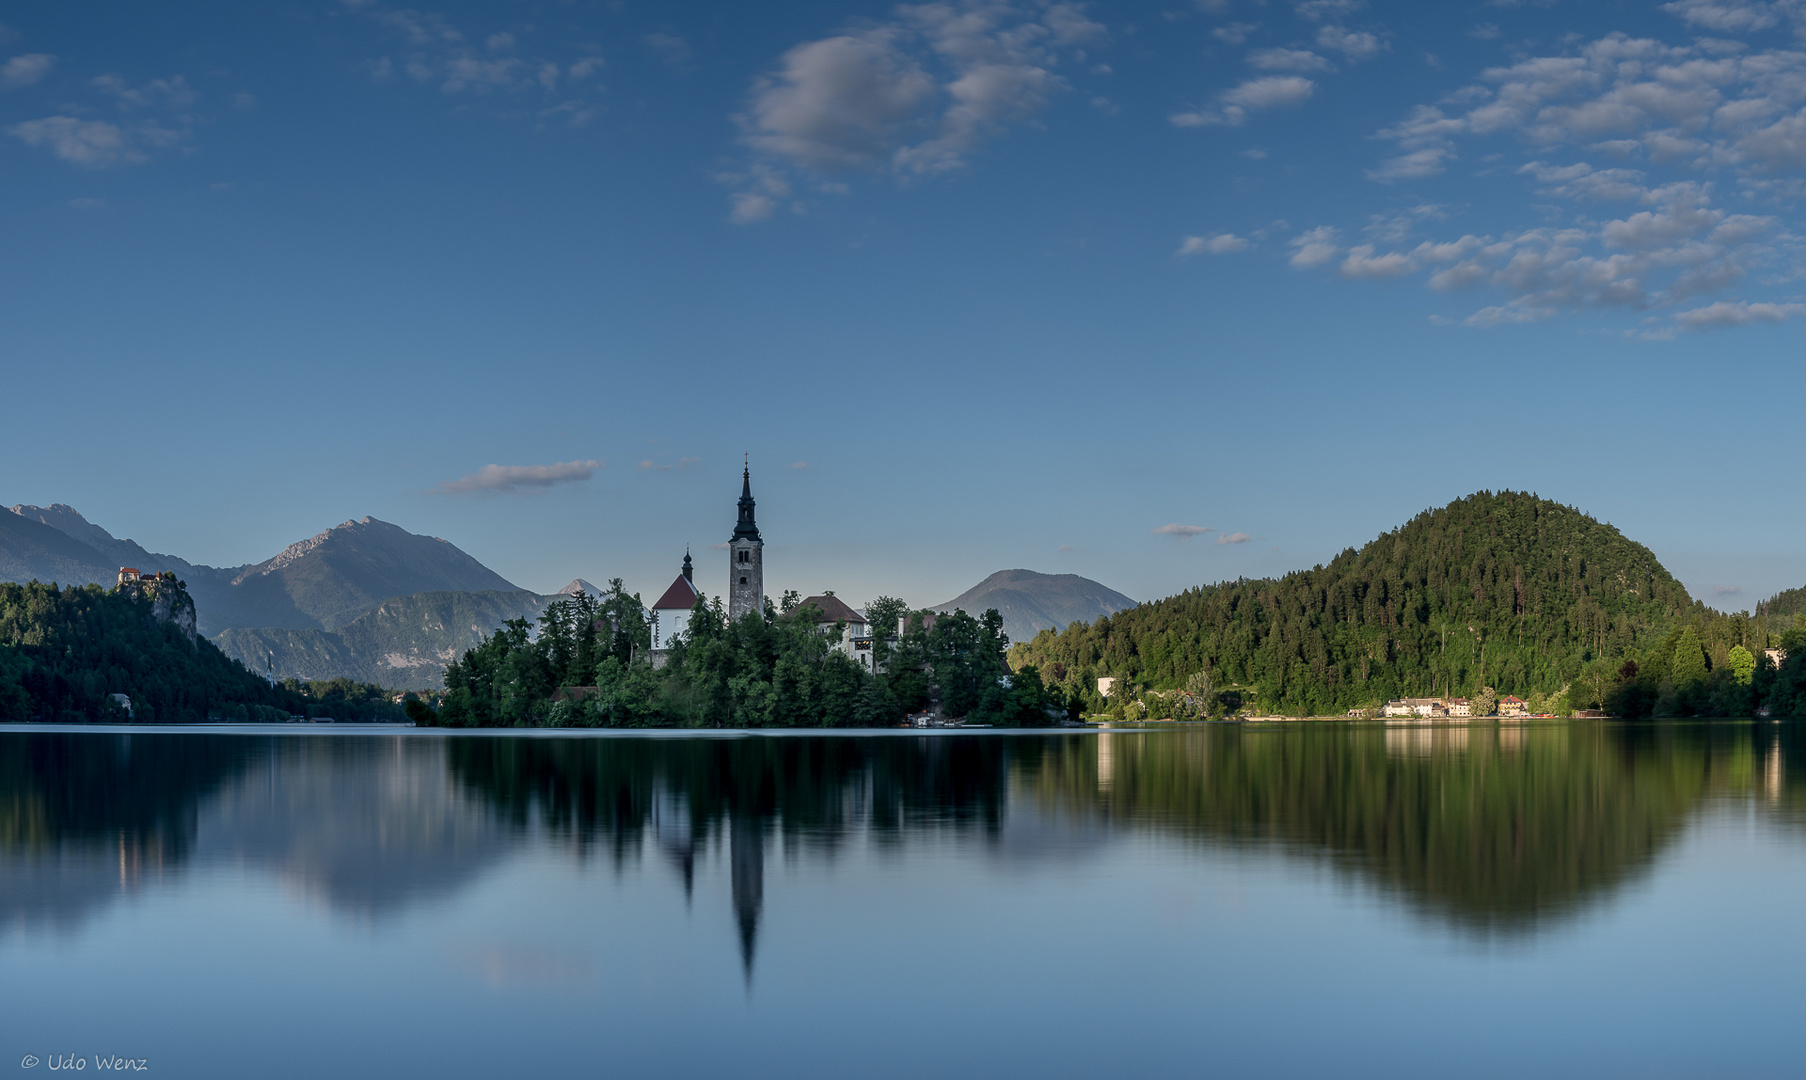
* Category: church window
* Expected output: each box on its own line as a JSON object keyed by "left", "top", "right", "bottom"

{"left": 738, "top": 550, "right": 748, "bottom": 564}
{"left": 739, "top": 576, "right": 748, "bottom": 585}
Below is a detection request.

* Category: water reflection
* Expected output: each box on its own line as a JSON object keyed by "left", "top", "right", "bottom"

{"left": 0, "top": 732, "right": 512, "bottom": 931}
{"left": 444, "top": 735, "right": 1020, "bottom": 974}
{"left": 2, "top": 723, "right": 1803, "bottom": 962}
{"left": 1045, "top": 721, "right": 1803, "bottom": 934}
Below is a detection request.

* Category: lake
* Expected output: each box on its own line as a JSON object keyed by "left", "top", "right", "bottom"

{"left": 2, "top": 720, "right": 1803, "bottom": 1079}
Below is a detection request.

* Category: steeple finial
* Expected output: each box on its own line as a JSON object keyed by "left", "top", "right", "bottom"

{"left": 732, "top": 461, "right": 761, "bottom": 543}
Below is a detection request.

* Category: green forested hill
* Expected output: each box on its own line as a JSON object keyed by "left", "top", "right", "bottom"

{"left": 0, "top": 581, "right": 303, "bottom": 722}
{"left": 1012, "top": 492, "right": 1768, "bottom": 715}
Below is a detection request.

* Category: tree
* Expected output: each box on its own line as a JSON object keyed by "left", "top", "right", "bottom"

{"left": 1671, "top": 626, "right": 1708, "bottom": 690}
{"left": 864, "top": 596, "right": 908, "bottom": 671}
{"left": 1471, "top": 685, "right": 1497, "bottom": 717}
{"left": 1727, "top": 644, "right": 1755, "bottom": 687}
{"left": 1184, "top": 668, "right": 1217, "bottom": 717}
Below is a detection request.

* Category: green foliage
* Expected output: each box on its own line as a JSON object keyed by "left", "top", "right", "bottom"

{"left": 0, "top": 580, "right": 331, "bottom": 722}
{"left": 1011, "top": 491, "right": 1730, "bottom": 715}
{"left": 1728, "top": 644, "right": 1755, "bottom": 687}
{"left": 431, "top": 592, "right": 1035, "bottom": 728}
{"left": 1670, "top": 626, "right": 1708, "bottom": 690}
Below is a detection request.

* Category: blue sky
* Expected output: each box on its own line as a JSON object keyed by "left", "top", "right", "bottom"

{"left": 4, "top": 0, "right": 1805, "bottom": 615}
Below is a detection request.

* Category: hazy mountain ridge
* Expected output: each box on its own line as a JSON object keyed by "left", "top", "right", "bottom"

{"left": 3, "top": 506, "right": 518, "bottom": 638}
{"left": 934, "top": 569, "right": 1136, "bottom": 645}
{"left": 215, "top": 589, "right": 552, "bottom": 689}
{"left": 0, "top": 511, "right": 117, "bottom": 588}
{"left": 223, "top": 517, "right": 519, "bottom": 632}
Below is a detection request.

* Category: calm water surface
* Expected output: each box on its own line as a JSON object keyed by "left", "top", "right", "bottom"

{"left": 2, "top": 721, "right": 1803, "bottom": 1079}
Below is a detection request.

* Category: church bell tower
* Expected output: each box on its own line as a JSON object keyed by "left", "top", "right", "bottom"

{"left": 728, "top": 464, "right": 764, "bottom": 622}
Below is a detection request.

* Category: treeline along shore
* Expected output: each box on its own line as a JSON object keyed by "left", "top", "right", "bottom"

{"left": 9, "top": 491, "right": 1806, "bottom": 726}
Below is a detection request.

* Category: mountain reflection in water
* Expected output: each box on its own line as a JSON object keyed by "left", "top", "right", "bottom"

{"left": 1, "top": 723, "right": 1801, "bottom": 964}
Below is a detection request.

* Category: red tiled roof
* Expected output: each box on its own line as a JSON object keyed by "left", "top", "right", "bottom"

{"left": 651, "top": 575, "right": 701, "bottom": 611}
{"left": 797, "top": 594, "right": 865, "bottom": 625}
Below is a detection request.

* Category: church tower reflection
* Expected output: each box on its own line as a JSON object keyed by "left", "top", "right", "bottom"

{"left": 730, "top": 812, "right": 764, "bottom": 981}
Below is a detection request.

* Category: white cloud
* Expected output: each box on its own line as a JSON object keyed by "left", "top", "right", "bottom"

{"left": 1367, "top": 146, "right": 1452, "bottom": 181}
{"left": 1315, "top": 26, "right": 1384, "bottom": 61}
{"left": 1213, "top": 22, "right": 1260, "bottom": 45}
{"left": 1661, "top": 0, "right": 1781, "bottom": 32}
{"left": 92, "top": 73, "right": 197, "bottom": 109}
{"left": 1153, "top": 523, "right": 1214, "bottom": 539}
{"left": 350, "top": 1, "right": 592, "bottom": 112}
{"left": 1340, "top": 244, "right": 1416, "bottom": 277}
{"left": 1289, "top": 225, "right": 1340, "bottom": 267}
{"left": 1179, "top": 233, "right": 1251, "bottom": 255}
{"left": 1225, "top": 74, "right": 1316, "bottom": 109}
{"left": 1247, "top": 48, "right": 1334, "bottom": 73}
{"left": 731, "top": 1, "right": 1106, "bottom": 213}
{"left": 1671, "top": 299, "right": 1806, "bottom": 330}
{"left": 8, "top": 117, "right": 131, "bottom": 166}
{"left": 437, "top": 459, "right": 603, "bottom": 494}
{"left": 730, "top": 192, "right": 777, "bottom": 223}
{"left": 1176, "top": 75, "right": 1315, "bottom": 126}
{"left": 1313, "top": 29, "right": 1806, "bottom": 333}
{"left": 1216, "top": 532, "right": 1252, "bottom": 544}
{"left": 1, "top": 53, "right": 54, "bottom": 88}
{"left": 441, "top": 56, "right": 520, "bottom": 93}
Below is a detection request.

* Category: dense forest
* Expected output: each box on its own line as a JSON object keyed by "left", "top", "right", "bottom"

{"left": 420, "top": 581, "right": 1074, "bottom": 728}
{"left": 1011, "top": 491, "right": 1806, "bottom": 719}
{"left": 0, "top": 580, "right": 406, "bottom": 722}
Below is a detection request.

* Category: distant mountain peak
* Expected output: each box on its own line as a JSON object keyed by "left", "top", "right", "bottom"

{"left": 933, "top": 568, "right": 1135, "bottom": 644}
{"left": 558, "top": 579, "right": 604, "bottom": 598}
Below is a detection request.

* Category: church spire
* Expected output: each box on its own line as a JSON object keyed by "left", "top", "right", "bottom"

{"left": 732, "top": 462, "right": 760, "bottom": 543}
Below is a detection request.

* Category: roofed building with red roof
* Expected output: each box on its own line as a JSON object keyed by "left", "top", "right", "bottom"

{"left": 650, "top": 552, "right": 702, "bottom": 650}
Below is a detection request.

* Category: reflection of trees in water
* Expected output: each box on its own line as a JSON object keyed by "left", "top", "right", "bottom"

{"left": 0, "top": 733, "right": 513, "bottom": 930}
{"left": 0, "top": 733, "right": 262, "bottom": 930}
{"left": 446, "top": 735, "right": 1025, "bottom": 974}
{"left": 1027, "top": 722, "right": 1801, "bottom": 935}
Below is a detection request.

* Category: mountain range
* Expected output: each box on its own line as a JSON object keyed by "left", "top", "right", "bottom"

{"left": 6, "top": 504, "right": 1130, "bottom": 690}
{"left": 6, "top": 505, "right": 517, "bottom": 636}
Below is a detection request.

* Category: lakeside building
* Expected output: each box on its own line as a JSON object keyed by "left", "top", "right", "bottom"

{"left": 1384, "top": 697, "right": 1477, "bottom": 718}
{"left": 1766, "top": 648, "right": 1787, "bottom": 669}
{"left": 1498, "top": 695, "right": 1529, "bottom": 717}
{"left": 796, "top": 594, "right": 876, "bottom": 671}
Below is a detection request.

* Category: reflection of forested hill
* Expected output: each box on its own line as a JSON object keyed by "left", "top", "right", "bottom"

{"left": 0, "top": 733, "right": 511, "bottom": 929}
{"left": 0, "top": 732, "right": 262, "bottom": 929}
{"left": 1022, "top": 722, "right": 1783, "bottom": 933}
